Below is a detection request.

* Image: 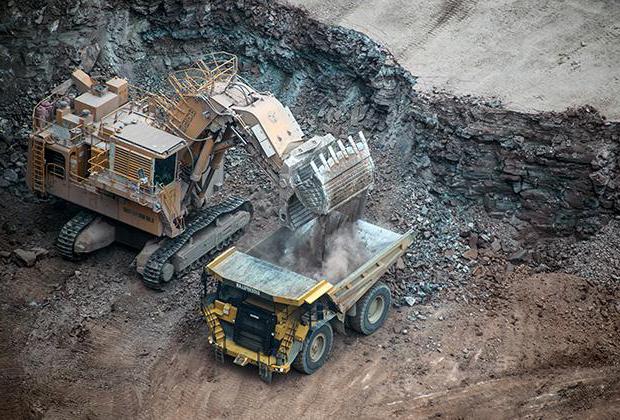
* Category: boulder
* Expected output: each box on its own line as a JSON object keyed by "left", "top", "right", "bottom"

{"left": 3, "top": 168, "right": 18, "bottom": 183}
{"left": 462, "top": 248, "right": 478, "bottom": 260}
{"left": 14, "top": 248, "right": 37, "bottom": 267}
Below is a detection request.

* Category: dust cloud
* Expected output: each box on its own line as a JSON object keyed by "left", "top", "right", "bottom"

{"left": 313, "top": 224, "right": 370, "bottom": 282}
{"left": 249, "top": 194, "right": 372, "bottom": 283}
{"left": 268, "top": 213, "right": 371, "bottom": 283}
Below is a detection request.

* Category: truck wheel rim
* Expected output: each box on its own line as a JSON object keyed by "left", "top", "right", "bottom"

{"left": 309, "top": 332, "right": 326, "bottom": 362}
{"left": 368, "top": 295, "right": 385, "bottom": 324}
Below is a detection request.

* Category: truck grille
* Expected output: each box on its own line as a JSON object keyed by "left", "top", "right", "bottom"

{"left": 233, "top": 303, "right": 278, "bottom": 356}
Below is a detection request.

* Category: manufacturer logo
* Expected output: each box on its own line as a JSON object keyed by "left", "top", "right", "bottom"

{"left": 234, "top": 282, "right": 261, "bottom": 296}
{"left": 122, "top": 206, "right": 154, "bottom": 223}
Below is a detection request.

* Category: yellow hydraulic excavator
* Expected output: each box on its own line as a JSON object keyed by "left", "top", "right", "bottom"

{"left": 27, "top": 52, "right": 374, "bottom": 288}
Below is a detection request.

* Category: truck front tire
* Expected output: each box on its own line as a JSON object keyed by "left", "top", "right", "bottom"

{"left": 292, "top": 322, "right": 333, "bottom": 375}
{"left": 349, "top": 281, "right": 391, "bottom": 335}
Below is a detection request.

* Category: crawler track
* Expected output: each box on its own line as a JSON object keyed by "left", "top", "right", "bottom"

{"left": 142, "top": 196, "right": 252, "bottom": 289}
{"left": 56, "top": 211, "right": 98, "bottom": 260}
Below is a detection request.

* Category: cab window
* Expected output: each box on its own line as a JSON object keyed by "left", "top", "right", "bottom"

{"left": 153, "top": 154, "right": 176, "bottom": 185}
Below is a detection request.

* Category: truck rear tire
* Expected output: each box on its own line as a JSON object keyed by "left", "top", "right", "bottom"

{"left": 349, "top": 282, "right": 391, "bottom": 335}
{"left": 292, "top": 322, "right": 333, "bottom": 375}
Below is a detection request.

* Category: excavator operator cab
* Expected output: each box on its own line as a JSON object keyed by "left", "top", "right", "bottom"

{"left": 153, "top": 154, "right": 177, "bottom": 186}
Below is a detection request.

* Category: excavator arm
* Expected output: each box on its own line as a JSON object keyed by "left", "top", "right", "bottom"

{"left": 155, "top": 54, "right": 374, "bottom": 229}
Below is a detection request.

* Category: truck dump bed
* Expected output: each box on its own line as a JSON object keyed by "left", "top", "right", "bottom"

{"left": 208, "top": 219, "right": 412, "bottom": 312}
{"left": 204, "top": 249, "right": 333, "bottom": 305}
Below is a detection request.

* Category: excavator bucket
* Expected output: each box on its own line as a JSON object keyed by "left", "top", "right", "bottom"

{"left": 279, "top": 132, "right": 375, "bottom": 229}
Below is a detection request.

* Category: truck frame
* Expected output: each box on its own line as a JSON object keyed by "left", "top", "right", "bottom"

{"left": 202, "top": 218, "right": 413, "bottom": 382}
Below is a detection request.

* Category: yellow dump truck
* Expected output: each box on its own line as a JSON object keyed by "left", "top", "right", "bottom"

{"left": 201, "top": 219, "right": 413, "bottom": 382}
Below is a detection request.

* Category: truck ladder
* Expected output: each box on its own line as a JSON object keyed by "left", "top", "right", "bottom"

{"left": 277, "top": 320, "right": 298, "bottom": 363}
{"left": 31, "top": 137, "right": 46, "bottom": 193}
{"left": 214, "top": 346, "right": 225, "bottom": 363}
{"left": 203, "top": 306, "right": 226, "bottom": 347}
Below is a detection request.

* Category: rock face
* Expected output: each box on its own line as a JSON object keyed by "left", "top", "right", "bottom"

{"left": 1, "top": 0, "right": 619, "bottom": 237}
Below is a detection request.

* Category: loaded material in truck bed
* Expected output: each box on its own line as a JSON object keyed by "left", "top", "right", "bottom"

{"left": 208, "top": 219, "right": 413, "bottom": 311}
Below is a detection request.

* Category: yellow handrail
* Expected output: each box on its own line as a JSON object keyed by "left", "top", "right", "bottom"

{"left": 87, "top": 148, "right": 108, "bottom": 175}
{"left": 149, "top": 54, "right": 238, "bottom": 142}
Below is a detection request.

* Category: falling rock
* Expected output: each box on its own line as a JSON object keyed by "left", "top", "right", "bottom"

{"left": 14, "top": 248, "right": 37, "bottom": 267}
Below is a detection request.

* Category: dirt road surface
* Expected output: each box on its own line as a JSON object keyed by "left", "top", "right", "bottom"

{"left": 1, "top": 189, "right": 619, "bottom": 419}
{"left": 284, "top": 0, "right": 620, "bottom": 120}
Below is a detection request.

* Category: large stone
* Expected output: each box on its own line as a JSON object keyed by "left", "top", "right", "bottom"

{"left": 79, "top": 43, "right": 101, "bottom": 72}
{"left": 462, "top": 248, "right": 478, "bottom": 260}
{"left": 3, "top": 168, "right": 18, "bottom": 183}
{"left": 404, "top": 296, "right": 416, "bottom": 306}
{"left": 508, "top": 249, "right": 528, "bottom": 263}
{"left": 13, "top": 248, "right": 37, "bottom": 267}
{"left": 31, "top": 247, "right": 49, "bottom": 258}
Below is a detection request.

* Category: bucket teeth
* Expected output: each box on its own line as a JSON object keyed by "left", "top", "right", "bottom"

{"left": 285, "top": 131, "right": 374, "bottom": 222}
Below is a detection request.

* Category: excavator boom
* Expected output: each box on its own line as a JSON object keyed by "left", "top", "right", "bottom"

{"left": 155, "top": 55, "right": 375, "bottom": 228}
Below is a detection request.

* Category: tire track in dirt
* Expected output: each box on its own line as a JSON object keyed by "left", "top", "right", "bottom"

{"left": 136, "top": 330, "right": 392, "bottom": 419}
{"left": 401, "top": 0, "right": 478, "bottom": 52}
{"left": 138, "top": 338, "right": 237, "bottom": 419}
{"left": 395, "top": 370, "right": 619, "bottom": 418}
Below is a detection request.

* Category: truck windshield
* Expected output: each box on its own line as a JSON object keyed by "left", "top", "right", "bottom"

{"left": 218, "top": 284, "right": 246, "bottom": 305}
